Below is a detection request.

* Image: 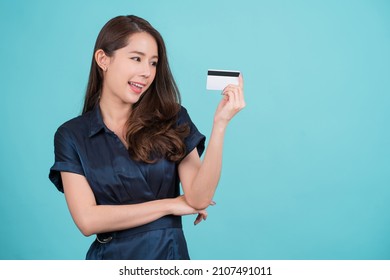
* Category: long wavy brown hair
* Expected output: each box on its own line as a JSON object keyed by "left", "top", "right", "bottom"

{"left": 83, "top": 15, "right": 189, "bottom": 163}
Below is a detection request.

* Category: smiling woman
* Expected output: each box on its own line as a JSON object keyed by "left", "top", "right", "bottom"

{"left": 82, "top": 16, "right": 189, "bottom": 162}
{"left": 48, "top": 15, "right": 245, "bottom": 260}
{"left": 96, "top": 32, "right": 159, "bottom": 148}
{"left": 99, "top": 33, "right": 158, "bottom": 100}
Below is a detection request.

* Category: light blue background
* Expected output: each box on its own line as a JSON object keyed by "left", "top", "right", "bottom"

{"left": 1, "top": 0, "right": 389, "bottom": 260}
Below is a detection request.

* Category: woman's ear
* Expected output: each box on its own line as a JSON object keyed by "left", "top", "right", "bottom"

{"left": 95, "top": 49, "right": 109, "bottom": 72}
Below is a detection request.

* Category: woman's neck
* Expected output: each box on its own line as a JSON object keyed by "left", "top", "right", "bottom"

{"left": 99, "top": 95, "right": 132, "bottom": 132}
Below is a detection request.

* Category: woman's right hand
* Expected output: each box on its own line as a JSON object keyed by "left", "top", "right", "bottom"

{"left": 170, "top": 196, "right": 213, "bottom": 225}
{"left": 213, "top": 74, "right": 245, "bottom": 127}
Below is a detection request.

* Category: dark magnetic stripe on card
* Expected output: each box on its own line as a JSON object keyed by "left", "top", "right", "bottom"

{"left": 207, "top": 70, "right": 240, "bottom": 77}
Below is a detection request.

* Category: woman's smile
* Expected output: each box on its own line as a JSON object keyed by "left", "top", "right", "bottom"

{"left": 128, "top": 81, "right": 145, "bottom": 94}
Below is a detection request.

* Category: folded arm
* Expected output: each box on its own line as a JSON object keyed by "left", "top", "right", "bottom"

{"left": 61, "top": 172, "right": 207, "bottom": 236}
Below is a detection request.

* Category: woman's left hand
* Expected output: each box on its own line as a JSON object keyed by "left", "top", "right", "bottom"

{"left": 214, "top": 74, "right": 246, "bottom": 126}
{"left": 193, "top": 200, "right": 215, "bottom": 225}
{"left": 193, "top": 209, "right": 208, "bottom": 225}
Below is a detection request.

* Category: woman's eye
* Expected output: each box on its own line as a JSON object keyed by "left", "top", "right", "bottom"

{"left": 151, "top": 61, "right": 158, "bottom": 67}
{"left": 131, "top": 57, "right": 141, "bottom": 62}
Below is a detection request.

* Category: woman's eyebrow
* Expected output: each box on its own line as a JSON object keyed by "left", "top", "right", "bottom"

{"left": 128, "top": 51, "right": 158, "bottom": 59}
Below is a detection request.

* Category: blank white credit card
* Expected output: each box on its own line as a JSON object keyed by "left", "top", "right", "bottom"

{"left": 206, "top": 69, "right": 240, "bottom": 90}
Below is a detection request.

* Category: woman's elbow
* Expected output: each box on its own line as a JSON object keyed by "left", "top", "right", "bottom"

{"left": 79, "top": 227, "right": 94, "bottom": 237}
{"left": 74, "top": 218, "right": 95, "bottom": 237}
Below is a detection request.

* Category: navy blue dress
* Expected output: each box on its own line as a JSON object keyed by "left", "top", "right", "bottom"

{"left": 49, "top": 105, "right": 205, "bottom": 260}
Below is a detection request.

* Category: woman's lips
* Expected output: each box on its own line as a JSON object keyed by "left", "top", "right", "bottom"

{"left": 128, "top": 81, "right": 145, "bottom": 94}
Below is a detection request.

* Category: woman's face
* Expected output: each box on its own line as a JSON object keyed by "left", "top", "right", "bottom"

{"left": 102, "top": 32, "right": 158, "bottom": 106}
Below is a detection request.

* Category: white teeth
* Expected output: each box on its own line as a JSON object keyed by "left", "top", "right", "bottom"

{"left": 130, "top": 82, "right": 143, "bottom": 88}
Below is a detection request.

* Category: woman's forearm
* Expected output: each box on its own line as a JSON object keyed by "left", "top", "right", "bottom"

{"left": 77, "top": 199, "right": 172, "bottom": 236}
{"left": 184, "top": 121, "right": 227, "bottom": 209}
{"left": 62, "top": 172, "right": 203, "bottom": 237}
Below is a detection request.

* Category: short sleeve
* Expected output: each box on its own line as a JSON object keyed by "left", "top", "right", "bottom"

{"left": 49, "top": 126, "right": 85, "bottom": 192}
{"left": 177, "top": 106, "right": 206, "bottom": 158}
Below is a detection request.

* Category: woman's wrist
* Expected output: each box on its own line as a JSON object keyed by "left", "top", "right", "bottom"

{"left": 212, "top": 118, "right": 228, "bottom": 134}
{"left": 147, "top": 198, "right": 174, "bottom": 217}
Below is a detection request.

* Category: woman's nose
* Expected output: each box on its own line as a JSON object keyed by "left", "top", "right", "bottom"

{"left": 139, "top": 62, "right": 151, "bottom": 78}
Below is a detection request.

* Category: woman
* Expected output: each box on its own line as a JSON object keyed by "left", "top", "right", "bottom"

{"left": 49, "top": 15, "right": 245, "bottom": 260}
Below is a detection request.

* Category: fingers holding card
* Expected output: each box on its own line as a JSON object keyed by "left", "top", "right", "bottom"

{"left": 207, "top": 69, "right": 245, "bottom": 124}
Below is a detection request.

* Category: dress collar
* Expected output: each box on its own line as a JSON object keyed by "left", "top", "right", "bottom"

{"left": 88, "top": 105, "right": 108, "bottom": 137}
